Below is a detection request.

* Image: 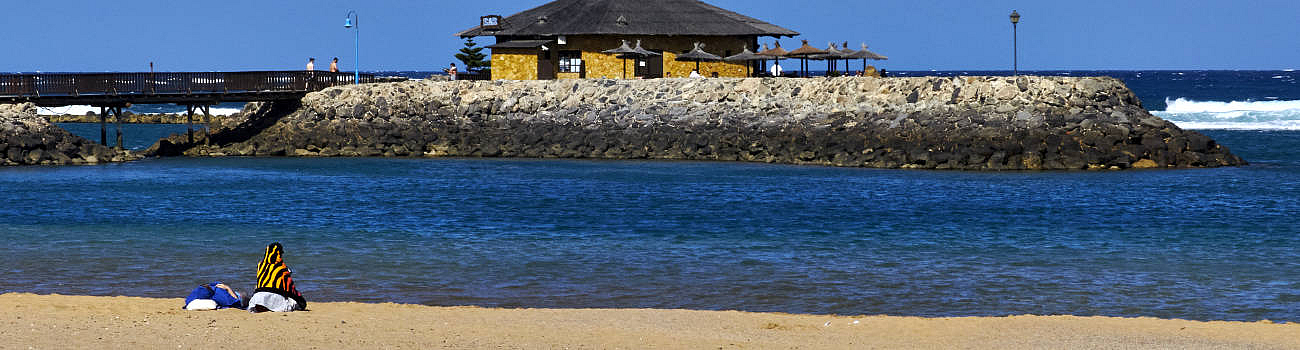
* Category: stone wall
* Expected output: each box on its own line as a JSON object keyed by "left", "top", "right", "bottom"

{"left": 490, "top": 48, "right": 539, "bottom": 81}
{"left": 148, "top": 76, "right": 1244, "bottom": 170}
{"left": 0, "top": 103, "right": 138, "bottom": 166}
{"left": 489, "top": 35, "right": 754, "bottom": 80}
{"left": 566, "top": 35, "right": 751, "bottom": 79}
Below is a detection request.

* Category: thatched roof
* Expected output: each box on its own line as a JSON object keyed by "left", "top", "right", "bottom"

{"left": 456, "top": 0, "right": 799, "bottom": 38}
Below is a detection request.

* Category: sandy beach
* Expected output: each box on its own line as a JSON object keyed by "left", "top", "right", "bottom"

{"left": 2, "top": 293, "right": 1295, "bottom": 349}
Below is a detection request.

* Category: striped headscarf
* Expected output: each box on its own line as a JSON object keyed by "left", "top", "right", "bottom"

{"left": 255, "top": 242, "right": 306, "bottom": 309}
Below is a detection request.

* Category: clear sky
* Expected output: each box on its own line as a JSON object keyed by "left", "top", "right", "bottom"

{"left": 5, "top": 0, "right": 1298, "bottom": 72}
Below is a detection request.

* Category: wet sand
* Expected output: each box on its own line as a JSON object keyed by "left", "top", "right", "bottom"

{"left": 2, "top": 293, "right": 1295, "bottom": 349}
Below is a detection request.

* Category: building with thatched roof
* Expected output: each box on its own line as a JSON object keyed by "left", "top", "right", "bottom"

{"left": 456, "top": 0, "right": 797, "bottom": 80}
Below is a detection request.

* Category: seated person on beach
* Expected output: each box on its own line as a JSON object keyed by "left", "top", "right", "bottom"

{"left": 184, "top": 282, "right": 244, "bottom": 310}
{"left": 689, "top": 70, "right": 703, "bottom": 78}
{"left": 248, "top": 242, "right": 307, "bottom": 312}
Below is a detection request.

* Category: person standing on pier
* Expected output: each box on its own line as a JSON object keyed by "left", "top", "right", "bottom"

{"left": 444, "top": 63, "right": 458, "bottom": 80}
{"left": 306, "top": 58, "right": 316, "bottom": 71}
{"left": 330, "top": 57, "right": 339, "bottom": 73}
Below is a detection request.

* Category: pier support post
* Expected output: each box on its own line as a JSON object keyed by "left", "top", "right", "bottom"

{"left": 201, "top": 105, "right": 211, "bottom": 146}
{"left": 186, "top": 105, "right": 195, "bottom": 144}
{"left": 98, "top": 106, "right": 108, "bottom": 146}
{"left": 113, "top": 106, "right": 124, "bottom": 150}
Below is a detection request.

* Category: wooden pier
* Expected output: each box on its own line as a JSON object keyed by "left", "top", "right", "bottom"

{"left": 0, "top": 71, "right": 374, "bottom": 149}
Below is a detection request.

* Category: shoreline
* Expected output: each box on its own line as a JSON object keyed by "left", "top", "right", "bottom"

{"left": 3, "top": 293, "right": 1295, "bottom": 349}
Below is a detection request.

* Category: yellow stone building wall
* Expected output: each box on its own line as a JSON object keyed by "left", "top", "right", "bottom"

{"left": 488, "top": 35, "right": 758, "bottom": 80}
{"left": 489, "top": 48, "right": 538, "bottom": 81}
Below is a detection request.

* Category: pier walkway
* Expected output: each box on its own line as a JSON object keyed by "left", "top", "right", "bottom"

{"left": 0, "top": 71, "right": 374, "bottom": 148}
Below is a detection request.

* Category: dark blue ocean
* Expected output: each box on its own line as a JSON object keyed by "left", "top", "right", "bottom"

{"left": 5, "top": 71, "right": 1300, "bottom": 322}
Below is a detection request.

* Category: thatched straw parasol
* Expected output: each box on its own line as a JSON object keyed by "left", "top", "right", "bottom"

{"left": 723, "top": 46, "right": 771, "bottom": 77}
{"left": 675, "top": 42, "right": 722, "bottom": 74}
{"left": 601, "top": 40, "right": 639, "bottom": 79}
{"left": 847, "top": 43, "right": 889, "bottom": 74}
{"left": 812, "top": 42, "right": 853, "bottom": 75}
{"left": 630, "top": 40, "right": 660, "bottom": 58}
{"left": 786, "top": 40, "right": 827, "bottom": 77}
{"left": 756, "top": 41, "right": 790, "bottom": 76}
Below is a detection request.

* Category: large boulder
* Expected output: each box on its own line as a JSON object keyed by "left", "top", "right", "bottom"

{"left": 0, "top": 103, "right": 137, "bottom": 166}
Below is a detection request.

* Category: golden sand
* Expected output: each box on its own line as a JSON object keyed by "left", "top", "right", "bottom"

{"left": 2, "top": 293, "right": 1295, "bottom": 349}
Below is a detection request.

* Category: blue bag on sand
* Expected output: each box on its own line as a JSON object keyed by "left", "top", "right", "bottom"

{"left": 184, "top": 284, "right": 215, "bottom": 308}
{"left": 183, "top": 282, "right": 244, "bottom": 309}
{"left": 209, "top": 282, "right": 243, "bottom": 309}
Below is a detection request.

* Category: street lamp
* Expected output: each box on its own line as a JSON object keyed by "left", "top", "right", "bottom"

{"left": 1010, "top": 10, "right": 1020, "bottom": 76}
{"left": 344, "top": 10, "right": 359, "bottom": 84}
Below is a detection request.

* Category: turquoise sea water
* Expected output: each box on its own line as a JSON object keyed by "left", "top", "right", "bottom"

{"left": 1, "top": 129, "right": 1297, "bottom": 322}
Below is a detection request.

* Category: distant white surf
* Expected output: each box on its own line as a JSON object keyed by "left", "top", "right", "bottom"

{"left": 1154, "top": 98, "right": 1300, "bottom": 130}
{"left": 36, "top": 105, "right": 243, "bottom": 116}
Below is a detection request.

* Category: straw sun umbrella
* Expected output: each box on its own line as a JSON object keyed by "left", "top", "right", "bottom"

{"left": 602, "top": 40, "right": 661, "bottom": 79}
{"left": 814, "top": 42, "right": 851, "bottom": 76}
{"left": 848, "top": 43, "right": 889, "bottom": 74}
{"left": 601, "top": 40, "right": 638, "bottom": 79}
{"left": 675, "top": 42, "right": 722, "bottom": 75}
{"left": 757, "top": 42, "right": 790, "bottom": 76}
{"left": 723, "top": 46, "right": 771, "bottom": 77}
{"left": 630, "top": 40, "right": 659, "bottom": 58}
{"left": 785, "top": 40, "right": 827, "bottom": 77}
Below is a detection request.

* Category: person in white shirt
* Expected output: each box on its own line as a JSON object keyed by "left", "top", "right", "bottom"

{"left": 445, "top": 63, "right": 458, "bottom": 80}
{"left": 306, "top": 58, "right": 315, "bottom": 71}
{"left": 769, "top": 62, "right": 783, "bottom": 77}
{"left": 689, "top": 69, "right": 702, "bottom": 78}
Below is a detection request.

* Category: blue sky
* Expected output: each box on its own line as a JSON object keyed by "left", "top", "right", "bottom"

{"left": 5, "top": 0, "right": 1298, "bottom": 72}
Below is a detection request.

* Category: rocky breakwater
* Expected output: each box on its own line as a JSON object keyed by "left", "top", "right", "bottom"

{"left": 148, "top": 76, "right": 1243, "bottom": 170}
{"left": 1, "top": 103, "right": 137, "bottom": 166}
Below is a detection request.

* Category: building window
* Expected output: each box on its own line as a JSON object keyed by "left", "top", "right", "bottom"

{"left": 558, "top": 51, "right": 582, "bottom": 73}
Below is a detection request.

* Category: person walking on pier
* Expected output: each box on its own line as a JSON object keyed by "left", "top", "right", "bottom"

{"left": 330, "top": 57, "right": 339, "bottom": 73}
{"left": 306, "top": 58, "right": 316, "bottom": 71}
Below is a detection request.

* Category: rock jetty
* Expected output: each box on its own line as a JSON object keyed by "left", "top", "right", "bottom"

{"left": 1, "top": 103, "right": 137, "bottom": 166}
{"left": 149, "top": 76, "right": 1244, "bottom": 170}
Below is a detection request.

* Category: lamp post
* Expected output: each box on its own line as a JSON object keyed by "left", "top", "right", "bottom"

{"left": 344, "top": 10, "right": 359, "bottom": 84}
{"left": 1010, "top": 10, "right": 1020, "bottom": 76}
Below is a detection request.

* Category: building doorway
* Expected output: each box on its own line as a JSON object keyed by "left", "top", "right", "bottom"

{"left": 634, "top": 50, "right": 663, "bottom": 78}
{"left": 538, "top": 49, "right": 557, "bottom": 80}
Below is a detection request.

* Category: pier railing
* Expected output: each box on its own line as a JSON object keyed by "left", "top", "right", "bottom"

{"left": 0, "top": 71, "right": 375, "bottom": 98}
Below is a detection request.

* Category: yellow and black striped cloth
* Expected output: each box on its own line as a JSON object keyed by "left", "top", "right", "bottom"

{"left": 254, "top": 242, "right": 306, "bottom": 309}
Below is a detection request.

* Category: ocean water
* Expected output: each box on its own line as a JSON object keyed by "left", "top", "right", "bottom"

{"left": 4, "top": 71, "right": 1300, "bottom": 322}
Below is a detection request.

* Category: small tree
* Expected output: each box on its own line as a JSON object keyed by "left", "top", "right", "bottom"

{"left": 455, "top": 38, "right": 490, "bottom": 72}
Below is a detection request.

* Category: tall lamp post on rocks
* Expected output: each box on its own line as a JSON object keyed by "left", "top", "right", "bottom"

{"left": 344, "top": 10, "right": 360, "bottom": 84}
{"left": 1010, "top": 10, "right": 1020, "bottom": 76}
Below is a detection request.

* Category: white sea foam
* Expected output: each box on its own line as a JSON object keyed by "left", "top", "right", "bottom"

{"left": 37, "top": 105, "right": 242, "bottom": 116}
{"left": 1154, "top": 97, "right": 1300, "bottom": 130}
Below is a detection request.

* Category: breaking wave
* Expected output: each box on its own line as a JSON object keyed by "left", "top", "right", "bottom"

{"left": 1153, "top": 98, "right": 1300, "bottom": 130}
